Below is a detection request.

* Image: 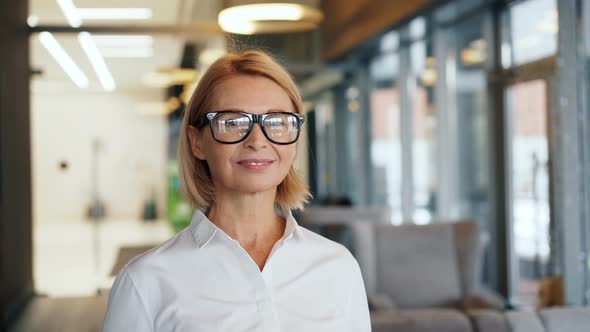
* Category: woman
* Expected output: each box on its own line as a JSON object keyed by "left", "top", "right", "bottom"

{"left": 102, "top": 50, "right": 370, "bottom": 332}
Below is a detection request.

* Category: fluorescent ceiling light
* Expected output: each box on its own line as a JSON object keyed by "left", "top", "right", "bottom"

{"left": 218, "top": 3, "right": 323, "bottom": 35}
{"left": 77, "top": 8, "right": 152, "bottom": 20}
{"left": 38, "top": 31, "right": 89, "bottom": 88}
{"left": 78, "top": 32, "right": 116, "bottom": 91}
{"left": 56, "top": 0, "right": 82, "bottom": 27}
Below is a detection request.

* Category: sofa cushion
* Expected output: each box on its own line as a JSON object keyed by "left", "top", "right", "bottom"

{"left": 374, "top": 223, "right": 462, "bottom": 308}
{"left": 539, "top": 307, "right": 590, "bottom": 332}
{"left": 467, "top": 309, "right": 510, "bottom": 332}
{"left": 371, "top": 309, "right": 472, "bottom": 332}
{"left": 506, "top": 311, "right": 545, "bottom": 332}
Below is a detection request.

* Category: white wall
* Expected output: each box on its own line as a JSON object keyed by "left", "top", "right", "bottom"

{"left": 31, "top": 86, "right": 168, "bottom": 221}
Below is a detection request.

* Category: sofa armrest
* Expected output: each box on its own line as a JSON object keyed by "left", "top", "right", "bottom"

{"left": 462, "top": 292, "right": 506, "bottom": 310}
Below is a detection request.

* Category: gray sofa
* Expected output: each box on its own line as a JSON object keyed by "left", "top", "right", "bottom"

{"left": 302, "top": 207, "right": 503, "bottom": 332}
{"left": 302, "top": 207, "right": 590, "bottom": 331}
{"left": 469, "top": 307, "right": 590, "bottom": 332}
{"left": 301, "top": 207, "right": 590, "bottom": 331}
{"left": 354, "top": 220, "right": 505, "bottom": 332}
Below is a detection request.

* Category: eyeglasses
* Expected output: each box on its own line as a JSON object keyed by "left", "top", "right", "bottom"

{"left": 197, "top": 111, "right": 305, "bottom": 145}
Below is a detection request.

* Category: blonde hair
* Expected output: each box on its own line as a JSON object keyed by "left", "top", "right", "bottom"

{"left": 178, "top": 50, "right": 311, "bottom": 211}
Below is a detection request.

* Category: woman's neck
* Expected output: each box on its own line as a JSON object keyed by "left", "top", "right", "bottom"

{"left": 206, "top": 190, "right": 285, "bottom": 250}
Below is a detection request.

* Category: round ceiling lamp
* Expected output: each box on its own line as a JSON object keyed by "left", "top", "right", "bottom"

{"left": 218, "top": 3, "right": 324, "bottom": 35}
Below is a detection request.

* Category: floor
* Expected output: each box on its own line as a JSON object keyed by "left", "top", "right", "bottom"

{"left": 9, "top": 217, "right": 174, "bottom": 331}
{"left": 9, "top": 294, "right": 109, "bottom": 332}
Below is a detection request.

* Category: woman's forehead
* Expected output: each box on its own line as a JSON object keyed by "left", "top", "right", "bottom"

{"left": 210, "top": 75, "right": 294, "bottom": 112}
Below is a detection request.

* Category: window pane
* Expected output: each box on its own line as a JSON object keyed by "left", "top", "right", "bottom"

{"left": 506, "top": 79, "right": 551, "bottom": 308}
{"left": 502, "top": 0, "right": 558, "bottom": 67}
{"left": 369, "top": 52, "right": 402, "bottom": 222}
{"left": 450, "top": 14, "right": 490, "bottom": 222}
{"left": 311, "top": 92, "right": 337, "bottom": 199}
{"left": 411, "top": 40, "right": 437, "bottom": 224}
{"left": 578, "top": 0, "right": 590, "bottom": 304}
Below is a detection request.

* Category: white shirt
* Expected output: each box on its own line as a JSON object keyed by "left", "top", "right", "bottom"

{"left": 102, "top": 208, "right": 371, "bottom": 332}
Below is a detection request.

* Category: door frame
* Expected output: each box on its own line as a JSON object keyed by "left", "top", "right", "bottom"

{"left": 497, "top": 55, "right": 557, "bottom": 306}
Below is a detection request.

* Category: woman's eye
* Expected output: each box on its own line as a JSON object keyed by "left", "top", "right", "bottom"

{"left": 268, "top": 118, "right": 286, "bottom": 128}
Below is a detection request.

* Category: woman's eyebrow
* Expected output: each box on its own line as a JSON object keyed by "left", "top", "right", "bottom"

{"left": 215, "top": 108, "right": 243, "bottom": 112}
{"left": 214, "top": 108, "right": 289, "bottom": 113}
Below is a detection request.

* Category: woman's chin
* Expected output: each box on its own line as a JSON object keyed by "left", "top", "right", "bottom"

{"left": 232, "top": 182, "right": 279, "bottom": 195}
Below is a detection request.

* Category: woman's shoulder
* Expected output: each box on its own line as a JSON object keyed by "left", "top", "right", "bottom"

{"left": 121, "top": 224, "right": 198, "bottom": 277}
{"left": 295, "top": 225, "right": 358, "bottom": 263}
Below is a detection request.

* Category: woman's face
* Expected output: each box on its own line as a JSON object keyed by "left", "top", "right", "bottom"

{"left": 188, "top": 75, "right": 298, "bottom": 196}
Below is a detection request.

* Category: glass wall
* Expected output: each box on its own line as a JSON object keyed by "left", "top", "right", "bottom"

{"left": 368, "top": 31, "right": 403, "bottom": 221}
{"left": 334, "top": 80, "right": 370, "bottom": 205}
{"left": 501, "top": 0, "right": 557, "bottom": 308}
{"left": 432, "top": 7, "right": 494, "bottom": 286}
{"left": 365, "top": 20, "right": 438, "bottom": 224}
{"left": 505, "top": 79, "right": 553, "bottom": 307}
{"left": 309, "top": 0, "right": 590, "bottom": 304}
{"left": 579, "top": 0, "right": 590, "bottom": 304}
{"left": 408, "top": 21, "right": 437, "bottom": 224}
{"left": 444, "top": 13, "right": 490, "bottom": 224}
{"left": 501, "top": 0, "right": 557, "bottom": 68}
{"left": 309, "top": 91, "right": 338, "bottom": 201}
{"left": 307, "top": 82, "right": 370, "bottom": 206}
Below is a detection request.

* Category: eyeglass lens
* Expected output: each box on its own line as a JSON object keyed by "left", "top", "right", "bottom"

{"left": 213, "top": 112, "right": 299, "bottom": 143}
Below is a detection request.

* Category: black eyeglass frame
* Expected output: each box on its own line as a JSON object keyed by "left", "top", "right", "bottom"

{"left": 196, "top": 110, "right": 305, "bottom": 145}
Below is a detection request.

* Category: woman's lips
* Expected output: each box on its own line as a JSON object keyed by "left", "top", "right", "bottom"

{"left": 237, "top": 159, "right": 275, "bottom": 170}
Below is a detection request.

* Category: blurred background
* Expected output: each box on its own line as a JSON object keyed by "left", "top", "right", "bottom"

{"left": 2, "top": 0, "right": 590, "bottom": 331}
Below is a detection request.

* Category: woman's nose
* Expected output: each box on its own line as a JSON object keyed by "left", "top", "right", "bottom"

{"left": 244, "top": 123, "right": 269, "bottom": 150}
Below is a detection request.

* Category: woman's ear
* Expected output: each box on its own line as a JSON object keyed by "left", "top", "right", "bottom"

{"left": 187, "top": 126, "right": 207, "bottom": 160}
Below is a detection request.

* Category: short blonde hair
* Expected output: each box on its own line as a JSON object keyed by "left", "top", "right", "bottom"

{"left": 178, "top": 50, "right": 311, "bottom": 211}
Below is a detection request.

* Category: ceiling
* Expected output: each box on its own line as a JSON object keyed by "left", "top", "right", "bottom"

{"left": 30, "top": 0, "right": 223, "bottom": 92}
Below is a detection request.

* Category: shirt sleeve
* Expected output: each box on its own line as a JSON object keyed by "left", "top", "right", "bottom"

{"left": 102, "top": 268, "right": 153, "bottom": 332}
{"left": 347, "top": 258, "right": 371, "bottom": 332}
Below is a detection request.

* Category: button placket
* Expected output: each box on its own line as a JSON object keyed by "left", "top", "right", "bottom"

{"left": 229, "top": 236, "right": 284, "bottom": 331}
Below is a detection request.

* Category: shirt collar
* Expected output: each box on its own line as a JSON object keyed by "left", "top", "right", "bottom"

{"left": 190, "top": 207, "right": 301, "bottom": 248}
{"left": 281, "top": 208, "right": 300, "bottom": 241}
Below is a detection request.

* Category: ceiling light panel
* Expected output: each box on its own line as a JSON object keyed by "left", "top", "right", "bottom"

{"left": 56, "top": 0, "right": 82, "bottom": 27}
{"left": 79, "top": 32, "right": 116, "bottom": 91}
{"left": 39, "top": 31, "right": 89, "bottom": 88}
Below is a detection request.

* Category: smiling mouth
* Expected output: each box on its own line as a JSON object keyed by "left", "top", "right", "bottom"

{"left": 237, "top": 159, "right": 275, "bottom": 169}
{"left": 241, "top": 162, "right": 270, "bottom": 166}
{"left": 238, "top": 159, "right": 274, "bottom": 164}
